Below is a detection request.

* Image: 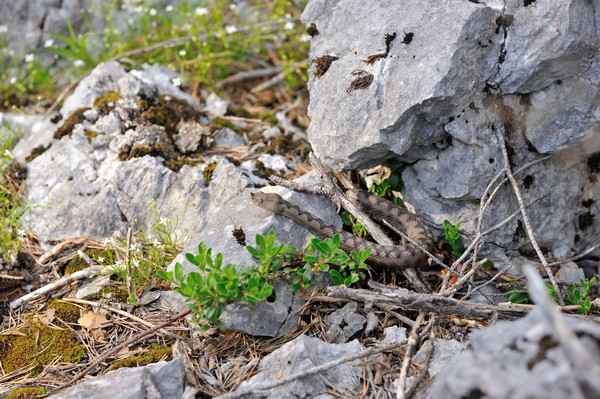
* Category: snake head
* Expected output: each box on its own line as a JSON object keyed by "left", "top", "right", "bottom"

{"left": 250, "top": 191, "right": 288, "bottom": 213}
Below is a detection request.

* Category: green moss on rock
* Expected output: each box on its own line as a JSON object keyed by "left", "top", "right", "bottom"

{"left": 53, "top": 108, "right": 90, "bottom": 140}
{"left": 93, "top": 91, "right": 121, "bottom": 115}
{"left": 0, "top": 321, "right": 85, "bottom": 375}
{"left": 5, "top": 386, "right": 47, "bottom": 399}
{"left": 108, "top": 343, "right": 171, "bottom": 371}
{"left": 48, "top": 300, "right": 81, "bottom": 324}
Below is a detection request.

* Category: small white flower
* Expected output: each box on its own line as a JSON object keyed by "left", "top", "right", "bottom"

{"left": 132, "top": 259, "right": 140, "bottom": 267}
{"left": 229, "top": 3, "right": 237, "bottom": 10}
{"left": 300, "top": 33, "right": 311, "bottom": 42}
{"left": 149, "top": 8, "right": 157, "bottom": 16}
{"left": 152, "top": 238, "right": 162, "bottom": 246}
{"left": 44, "top": 39, "right": 54, "bottom": 48}
{"left": 97, "top": 256, "right": 105, "bottom": 263}
{"left": 129, "top": 242, "right": 139, "bottom": 251}
{"left": 225, "top": 25, "right": 237, "bottom": 34}
{"left": 101, "top": 237, "right": 112, "bottom": 246}
{"left": 285, "top": 13, "right": 292, "bottom": 19}
{"left": 178, "top": 49, "right": 186, "bottom": 56}
{"left": 24, "top": 53, "right": 34, "bottom": 63}
{"left": 195, "top": 7, "right": 209, "bottom": 16}
{"left": 17, "top": 229, "right": 25, "bottom": 236}
{"left": 182, "top": 23, "right": 191, "bottom": 31}
{"left": 159, "top": 216, "right": 169, "bottom": 225}
{"left": 134, "top": 5, "right": 143, "bottom": 13}
{"left": 73, "top": 59, "right": 85, "bottom": 68}
{"left": 165, "top": 5, "right": 173, "bottom": 12}
{"left": 8, "top": 77, "right": 17, "bottom": 85}
{"left": 0, "top": 25, "right": 7, "bottom": 33}
{"left": 284, "top": 21, "right": 294, "bottom": 31}
{"left": 172, "top": 77, "right": 181, "bottom": 87}
{"left": 4, "top": 149, "right": 13, "bottom": 158}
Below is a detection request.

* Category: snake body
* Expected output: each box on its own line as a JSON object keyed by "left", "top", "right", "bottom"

{"left": 251, "top": 190, "right": 433, "bottom": 270}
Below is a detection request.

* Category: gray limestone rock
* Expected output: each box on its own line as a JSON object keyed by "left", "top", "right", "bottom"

{"left": 325, "top": 301, "right": 367, "bottom": 344}
{"left": 233, "top": 334, "right": 367, "bottom": 398}
{"left": 431, "top": 309, "right": 600, "bottom": 399}
{"left": 302, "top": 0, "right": 600, "bottom": 267}
{"left": 49, "top": 358, "right": 186, "bottom": 399}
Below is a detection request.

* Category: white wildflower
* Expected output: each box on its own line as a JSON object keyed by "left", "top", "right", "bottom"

{"left": 44, "top": 39, "right": 54, "bottom": 48}
{"left": 17, "top": 229, "right": 25, "bottom": 236}
{"left": 159, "top": 216, "right": 170, "bottom": 225}
{"left": 73, "top": 59, "right": 85, "bottom": 68}
{"left": 172, "top": 77, "right": 181, "bottom": 87}
{"left": 132, "top": 259, "right": 140, "bottom": 267}
{"left": 0, "top": 25, "right": 7, "bottom": 34}
{"left": 149, "top": 8, "right": 157, "bottom": 16}
{"left": 299, "top": 33, "right": 311, "bottom": 42}
{"left": 229, "top": 3, "right": 236, "bottom": 10}
{"left": 152, "top": 237, "right": 162, "bottom": 246}
{"left": 97, "top": 256, "right": 105, "bottom": 263}
{"left": 284, "top": 21, "right": 294, "bottom": 31}
{"left": 134, "top": 5, "right": 143, "bottom": 13}
{"left": 195, "top": 7, "right": 209, "bottom": 16}
{"left": 178, "top": 49, "right": 187, "bottom": 56}
{"left": 165, "top": 5, "right": 173, "bottom": 12}
{"left": 225, "top": 25, "right": 237, "bottom": 34}
{"left": 129, "top": 242, "right": 139, "bottom": 251}
{"left": 101, "top": 237, "right": 112, "bottom": 246}
{"left": 24, "top": 53, "right": 34, "bottom": 63}
{"left": 8, "top": 77, "right": 17, "bottom": 85}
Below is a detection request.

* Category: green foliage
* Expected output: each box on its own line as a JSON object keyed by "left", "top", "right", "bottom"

{"left": 566, "top": 277, "right": 596, "bottom": 315}
{"left": 437, "top": 220, "right": 465, "bottom": 259}
{"left": 546, "top": 278, "right": 595, "bottom": 314}
{"left": 158, "top": 241, "right": 273, "bottom": 330}
{"left": 160, "top": 229, "right": 372, "bottom": 330}
{"left": 341, "top": 211, "right": 368, "bottom": 238}
{"left": 0, "top": 125, "right": 27, "bottom": 262}
{"left": 285, "top": 235, "right": 370, "bottom": 290}
{"left": 246, "top": 229, "right": 297, "bottom": 275}
{"left": 47, "top": 20, "right": 97, "bottom": 68}
{"left": 101, "top": 204, "right": 183, "bottom": 304}
{"left": 506, "top": 289, "right": 529, "bottom": 304}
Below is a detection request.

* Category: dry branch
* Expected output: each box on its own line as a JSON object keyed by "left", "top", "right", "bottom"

{"left": 328, "top": 281, "right": 528, "bottom": 321}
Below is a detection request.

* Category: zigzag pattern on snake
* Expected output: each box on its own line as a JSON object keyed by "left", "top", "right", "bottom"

{"left": 251, "top": 190, "right": 433, "bottom": 270}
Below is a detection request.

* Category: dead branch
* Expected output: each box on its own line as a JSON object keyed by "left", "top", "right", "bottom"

{"left": 328, "top": 281, "right": 528, "bottom": 321}
{"left": 397, "top": 311, "right": 427, "bottom": 399}
{"left": 495, "top": 126, "right": 563, "bottom": 305}
{"left": 10, "top": 259, "right": 103, "bottom": 309}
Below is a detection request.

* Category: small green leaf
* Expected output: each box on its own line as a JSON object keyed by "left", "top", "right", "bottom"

{"left": 507, "top": 291, "right": 529, "bottom": 304}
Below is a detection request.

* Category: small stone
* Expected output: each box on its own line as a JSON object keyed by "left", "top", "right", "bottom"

{"left": 205, "top": 93, "right": 229, "bottom": 116}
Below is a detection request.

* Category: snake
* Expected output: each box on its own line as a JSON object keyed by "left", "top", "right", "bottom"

{"left": 251, "top": 190, "right": 433, "bottom": 270}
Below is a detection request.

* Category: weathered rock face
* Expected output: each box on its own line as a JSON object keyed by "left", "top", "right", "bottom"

{"left": 431, "top": 308, "right": 600, "bottom": 399}
{"left": 302, "top": 0, "right": 600, "bottom": 264}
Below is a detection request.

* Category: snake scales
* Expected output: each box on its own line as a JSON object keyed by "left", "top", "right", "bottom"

{"left": 251, "top": 190, "right": 433, "bottom": 270}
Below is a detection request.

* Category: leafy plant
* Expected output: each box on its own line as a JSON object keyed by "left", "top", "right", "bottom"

{"left": 284, "top": 234, "right": 371, "bottom": 290}
{"left": 246, "top": 229, "right": 297, "bottom": 275}
{"left": 438, "top": 220, "right": 465, "bottom": 259}
{"left": 566, "top": 277, "right": 596, "bottom": 315}
{"left": 101, "top": 206, "right": 184, "bottom": 304}
{"left": 160, "top": 230, "right": 372, "bottom": 329}
{"left": 506, "top": 289, "right": 529, "bottom": 304}
{"left": 341, "top": 211, "right": 368, "bottom": 238}
{"left": 158, "top": 239, "right": 275, "bottom": 330}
